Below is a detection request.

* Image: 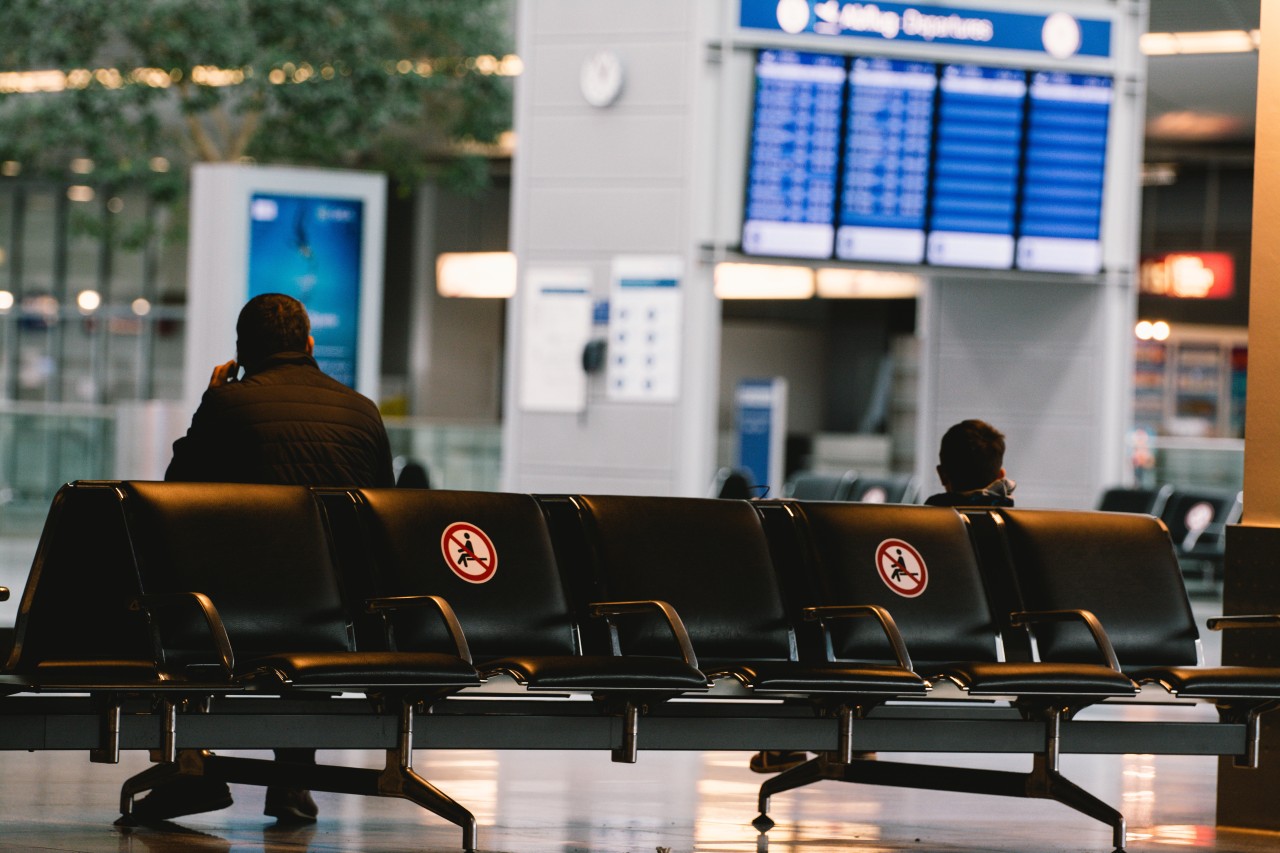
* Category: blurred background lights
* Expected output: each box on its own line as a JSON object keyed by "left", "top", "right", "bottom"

{"left": 76, "top": 289, "right": 101, "bottom": 313}
{"left": 0, "top": 291, "right": 13, "bottom": 312}
{"left": 1135, "top": 320, "right": 1171, "bottom": 341}
{"left": 131, "top": 298, "right": 152, "bottom": 316}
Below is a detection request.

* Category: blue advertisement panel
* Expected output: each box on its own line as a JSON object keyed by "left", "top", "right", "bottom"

{"left": 741, "top": 49, "right": 844, "bottom": 259}
{"left": 739, "top": 0, "right": 1111, "bottom": 59}
{"left": 925, "top": 64, "right": 1026, "bottom": 269}
{"left": 836, "top": 57, "right": 937, "bottom": 263}
{"left": 247, "top": 193, "right": 364, "bottom": 387}
{"left": 1016, "top": 72, "right": 1112, "bottom": 274}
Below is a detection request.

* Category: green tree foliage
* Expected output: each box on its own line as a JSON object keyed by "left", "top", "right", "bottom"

{"left": 0, "top": 0, "right": 514, "bottom": 196}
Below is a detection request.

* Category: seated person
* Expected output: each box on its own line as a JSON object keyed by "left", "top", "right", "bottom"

{"left": 923, "top": 419, "right": 1015, "bottom": 507}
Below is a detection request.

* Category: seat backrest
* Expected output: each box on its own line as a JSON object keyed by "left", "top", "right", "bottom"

{"left": 7, "top": 482, "right": 153, "bottom": 674}
{"left": 1097, "top": 484, "right": 1172, "bottom": 516}
{"left": 121, "top": 481, "right": 352, "bottom": 664}
{"left": 783, "top": 501, "right": 1000, "bottom": 667}
{"left": 572, "top": 495, "right": 794, "bottom": 667}
{"left": 848, "top": 474, "right": 919, "bottom": 505}
{"left": 785, "top": 470, "right": 857, "bottom": 501}
{"left": 1159, "top": 488, "right": 1243, "bottom": 552}
{"left": 993, "top": 508, "right": 1199, "bottom": 669}
{"left": 350, "top": 489, "right": 577, "bottom": 660}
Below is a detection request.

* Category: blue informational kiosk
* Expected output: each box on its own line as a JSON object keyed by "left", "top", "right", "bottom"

{"left": 183, "top": 165, "right": 387, "bottom": 408}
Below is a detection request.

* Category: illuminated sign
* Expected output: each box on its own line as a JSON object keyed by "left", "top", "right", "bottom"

{"left": 1140, "top": 252, "right": 1235, "bottom": 300}
{"left": 740, "top": 1, "right": 1112, "bottom": 59}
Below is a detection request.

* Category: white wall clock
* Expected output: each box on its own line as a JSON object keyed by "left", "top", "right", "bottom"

{"left": 580, "top": 50, "right": 625, "bottom": 108}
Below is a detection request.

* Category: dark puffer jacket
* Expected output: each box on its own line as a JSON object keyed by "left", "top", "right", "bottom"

{"left": 166, "top": 352, "right": 394, "bottom": 488}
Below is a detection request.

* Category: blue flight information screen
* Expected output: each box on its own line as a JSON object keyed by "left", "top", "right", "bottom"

{"left": 836, "top": 57, "right": 937, "bottom": 264}
{"left": 1017, "top": 72, "right": 1112, "bottom": 274}
{"left": 741, "top": 49, "right": 1111, "bottom": 275}
{"left": 925, "top": 64, "right": 1027, "bottom": 270}
{"left": 741, "top": 49, "right": 844, "bottom": 259}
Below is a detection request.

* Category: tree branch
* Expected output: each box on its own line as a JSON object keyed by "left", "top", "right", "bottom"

{"left": 178, "top": 80, "right": 224, "bottom": 161}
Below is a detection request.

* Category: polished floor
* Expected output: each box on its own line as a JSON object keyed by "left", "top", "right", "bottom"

{"left": 0, "top": 710, "right": 1276, "bottom": 853}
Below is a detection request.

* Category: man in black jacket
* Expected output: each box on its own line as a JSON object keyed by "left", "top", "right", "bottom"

{"left": 135, "top": 293, "right": 394, "bottom": 825}
{"left": 166, "top": 293, "right": 394, "bottom": 488}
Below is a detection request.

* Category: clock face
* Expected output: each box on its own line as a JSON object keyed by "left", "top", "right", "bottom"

{"left": 580, "top": 50, "right": 625, "bottom": 108}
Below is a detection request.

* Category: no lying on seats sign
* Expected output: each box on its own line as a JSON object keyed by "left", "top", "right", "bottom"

{"left": 441, "top": 522, "right": 498, "bottom": 583}
{"left": 875, "top": 538, "right": 927, "bottom": 597}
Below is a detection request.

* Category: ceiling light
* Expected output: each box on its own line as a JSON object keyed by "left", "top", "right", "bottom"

{"left": 1141, "top": 30, "right": 1258, "bottom": 55}
{"left": 816, "top": 268, "right": 922, "bottom": 299}
{"left": 713, "top": 263, "right": 814, "bottom": 299}
{"left": 436, "top": 252, "right": 517, "bottom": 298}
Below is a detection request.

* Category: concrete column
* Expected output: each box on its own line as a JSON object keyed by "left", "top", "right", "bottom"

{"left": 1216, "top": 0, "right": 1280, "bottom": 832}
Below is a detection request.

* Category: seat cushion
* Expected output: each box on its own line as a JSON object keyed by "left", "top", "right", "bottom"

{"left": 484, "top": 654, "right": 710, "bottom": 691}
{"left": 718, "top": 660, "right": 928, "bottom": 696}
{"left": 1133, "top": 665, "right": 1280, "bottom": 699}
{"left": 30, "top": 659, "right": 175, "bottom": 687}
{"left": 933, "top": 660, "right": 1137, "bottom": 697}
{"left": 242, "top": 651, "right": 481, "bottom": 689}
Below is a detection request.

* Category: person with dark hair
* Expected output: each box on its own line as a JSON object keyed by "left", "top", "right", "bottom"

{"left": 923, "top": 419, "right": 1016, "bottom": 507}
{"left": 136, "top": 293, "right": 394, "bottom": 825}
{"left": 165, "top": 293, "right": 394, "bottom": 487}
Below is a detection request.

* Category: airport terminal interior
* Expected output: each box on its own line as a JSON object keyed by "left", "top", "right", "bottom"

{"left": 1, "top": 0, "right": 1278, "bottom": 851}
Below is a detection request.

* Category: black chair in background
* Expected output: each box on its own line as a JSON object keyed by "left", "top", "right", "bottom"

{"left": 782, "top": 470, "right": 858, "bottom": 501}
{"left": 711, "top": 467, "right": 767, "bottom": 499}
{"left": 846, "top": 473, "right": 919, "bottom": 504}
{"left": 394, "top": 457, "right": 431, "bottom": 489}
{"left": 1096, "top": 484, "right": 1173, "bottom": 516}
{"left": 1159, "top": 488, "right": 1243, "bottom": 589}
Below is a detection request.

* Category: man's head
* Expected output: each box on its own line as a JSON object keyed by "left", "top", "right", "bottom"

{"left": 937, "top": 419, "right": 1006, "bottom": 493}
{"left": 236, "top": 293, "right": 312, "bottom": 371}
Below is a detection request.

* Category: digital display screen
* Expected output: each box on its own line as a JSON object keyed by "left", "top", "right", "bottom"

{"left": 741, "top": 51, "right": 1111, "bottom": 275}
{"left": 837, "top": 58, "right": 936, "bottom": 264}
{"left": 1016, "top": 72, "right": 1113, "bottom": 273}
{"left": 741, "top": 50, "right": 844, "bottom": 259}
{"left": 925, "top": 64, "right": 1026, "bottom": 269}
{"left": 247, "top": 193, "right": 364, "bottom": 387}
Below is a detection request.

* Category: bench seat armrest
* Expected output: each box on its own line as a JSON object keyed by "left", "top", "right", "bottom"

{"left": 1207, "top": 614, "right": 1280, "bottom": 631}
{"left": 803, "top": 604, "right": 913, "bottom": 670}
{"left": 0, "top": 586, "right": 8, "bottom": 602}
{"left": 365, "top": 595, "right": 471, "bottom": 663}
{"left": 1010, "top": 608, "right": 1121, "bottom": 672}
{"left": 588, "top": 600, "right": 699, "bottom": 669}
{"left": 133, "top": 592, "right": 235, "bottom": 677}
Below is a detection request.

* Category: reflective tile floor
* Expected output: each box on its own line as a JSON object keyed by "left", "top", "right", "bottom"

{"left": 0, "top": 727, "right": 1276, "bottom": 853}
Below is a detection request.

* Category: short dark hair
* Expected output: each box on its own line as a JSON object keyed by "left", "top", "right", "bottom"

{"left": 938, "top": 419, "right": 1005, "bottom": 493}
{"left": 236, "top": 293, "right": 310, "bottom": 370}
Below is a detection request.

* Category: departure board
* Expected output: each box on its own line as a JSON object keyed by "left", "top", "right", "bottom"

{"left": 925, "top": 64, "right": 1027, "bottom": 269}
{"left": 1016, "top": 72, "right": 1112, "bottom": 274}
{"left": 836, "top": 58, "right": 937, "bottom": 264}
{"left": 740, "top": 50, "right": 1112, "bottom": 275}
{"left": 741, "top": 50, "right": 844, "bottom": 259}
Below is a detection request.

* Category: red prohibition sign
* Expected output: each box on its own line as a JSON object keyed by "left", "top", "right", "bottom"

{"left": 441, "top": 522, "right": 498, "bottom": 584}
{"left": 875, "top": 538, "right": 928, "bottom": 598}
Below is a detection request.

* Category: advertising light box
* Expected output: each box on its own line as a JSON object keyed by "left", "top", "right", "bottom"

{"left": 248, "top": 193, "right": 365, "bottom": 388}
{"left": 740, "top": 49, "right": 1112, "bottom": 274}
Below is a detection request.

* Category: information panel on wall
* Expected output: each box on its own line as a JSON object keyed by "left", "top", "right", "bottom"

{"left": 741, "top": 49, "right": 1113, "bottom": 274}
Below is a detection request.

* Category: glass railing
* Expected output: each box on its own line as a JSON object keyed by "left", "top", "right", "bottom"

{"left": 0, "top": 405, "right": 503, "bottom": 627}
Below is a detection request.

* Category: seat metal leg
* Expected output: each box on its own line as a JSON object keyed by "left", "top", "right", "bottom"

{"left": 611, "top": 701, "right": 639, "bottom": 764}
{"left": 753, "top": 756, "right": 828, "bottom": 831}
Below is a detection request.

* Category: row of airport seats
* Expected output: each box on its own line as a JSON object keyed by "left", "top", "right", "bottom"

{"left": 2, "top": 481, "right": 1278, "bottom": 851}
{"left": 1097, "top": 484, "right": 1243, "bottom": 589}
